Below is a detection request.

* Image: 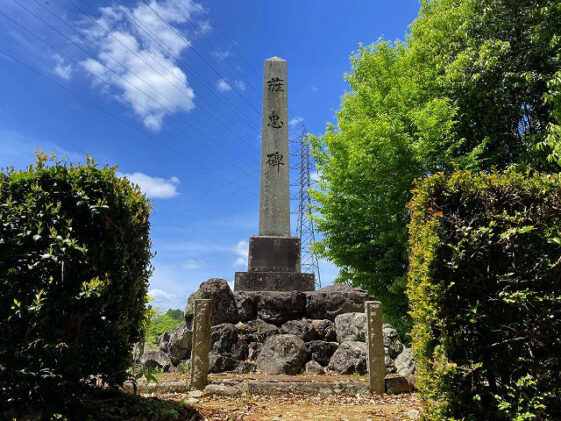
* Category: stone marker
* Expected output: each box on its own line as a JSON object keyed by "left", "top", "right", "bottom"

{"left": 365, "top": 301, "right": 385, "bottom": 394}
{"left": 234, "top": 57, "right": 314, "bottom": 292}
{"left": 190, "top": 299, "right": 212, "bottom": 390}
{"left": 259, "top": 57, "right": 290, "bottom": 237}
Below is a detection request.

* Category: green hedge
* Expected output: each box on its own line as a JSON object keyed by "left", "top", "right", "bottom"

{"left": 0, "top": 155, "right": 152, "bottom": 410}
{"left": 407, "top": 170, "right": 561, "bottom": 420}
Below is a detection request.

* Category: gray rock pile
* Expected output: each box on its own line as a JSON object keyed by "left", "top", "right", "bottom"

{"left": 136, "top": 278, "right": 416, "bottom": 376}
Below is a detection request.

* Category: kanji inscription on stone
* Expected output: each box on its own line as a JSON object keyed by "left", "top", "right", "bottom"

{"left": 266, "top": 151, "right": 285, "bottom": 173}
{"left": 267, "top": 111, "right": 283, "bottom": 129}
{"left": 267, "top": 77, "right": 284, "bottom": 92}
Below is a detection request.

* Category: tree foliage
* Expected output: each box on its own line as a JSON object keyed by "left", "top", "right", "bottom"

{"left": 0, "top": 153, "right": 153, "bottom": 413}
{"left": 408, "top": 170, "right": 561, "bottom": 420}
{"left": 145, "top": 308, "right": 183, "bottom": 345}
{"left": 309, "top": 0, "right": 561, "bottom": 333}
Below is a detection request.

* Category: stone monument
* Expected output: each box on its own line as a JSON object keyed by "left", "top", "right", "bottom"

{"left": 234, "top": 57, "right": 314, "bottom": 292}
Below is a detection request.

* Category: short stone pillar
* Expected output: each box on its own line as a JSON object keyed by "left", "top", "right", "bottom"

{"left": 190, "top": 299, "right": 212, "bottom": 390}
{"left": 365, "top": 301, "right": 385, "bottom": 394}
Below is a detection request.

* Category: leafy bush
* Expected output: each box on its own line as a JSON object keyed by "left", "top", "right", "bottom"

{"left": 0, "top": 154, "right": 153, "bottom": 411}
{"left": 145, "top": 307, "right": 183, "bottom": 345}
{"left": 408, "top": 170, "right": 561, "bottom": 420}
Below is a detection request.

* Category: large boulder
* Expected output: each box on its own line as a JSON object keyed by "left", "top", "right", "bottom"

{"left": 184, "top": 278, "right": 239, "bottom": 327}
{"left": 168, "top": 322, "right": 193, "bottom": 365}
{"left": 310, "top": 319, "right": 337, "bottom": 342}
{"left": 209, "top": 352, "right": 239, "bottom": 373}
{"left": 335, "top": 312, "right": 367, "bottom": 343}
{"left": 238, "top": 319, "right": 278, "bottom": 343}
{"left": 211, "top": 323, "right": 247, "bottom": 360}
{"left": 248, "top": 342, "right": 263, "bottom": 362}
{"left": 235, "top": 361, "right": 257, "bottom": 374}
{"left": 305, "top": 284, "right": 370, "bottom": 320}
{"left": 385, "top": 349, "right": 396, "bottom": 374}
{"left": 157, "top": 329, "right": 173, "bottom": 352}
{"left": 305, "top": 360, "right": 325, "bottom": 375}
{"left": 395, "top": 347, "right": 416, "bottom": 376}
{"left": 305, "top": 340, "right": 339, "bottom": 366}
{"left": 140, "top": 350, "right": 171, "bottom": 371}
{"left": 383, "top": 326, "right": 403, "bottom": 359}
{"left": 327, "top": 341, "right": 368, "bottom": 375}
{"left": 280, "top": 320, "right": 319, "bottom": 342}
{"left": 256, "top": 334, "right": 309, "bottom": 375}
{"left": 233, "top": 291, "right": 257, "bottom": 322}
{"left": 255, "top": 292, "right": 306, "bottom": 325}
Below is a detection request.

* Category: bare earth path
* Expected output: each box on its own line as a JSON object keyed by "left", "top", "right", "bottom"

{"left": 139, "top": 373, "right": 421, "bottom": 420}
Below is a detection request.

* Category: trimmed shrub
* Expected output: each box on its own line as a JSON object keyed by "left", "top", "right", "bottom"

{"left": 0, "top": 155, "right": 152, "bottom": 408}
{"left": 407, "top": 170, "right": 561, "bottom": 420}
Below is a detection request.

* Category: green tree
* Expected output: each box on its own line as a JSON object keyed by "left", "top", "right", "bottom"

{"left": 145, "top": 307, "right": 183, "bottom": 344}
{"left": 309, "top": 0, "right": 561, "bottom": 334}
{"left": 165, "top": 308, "right": 184, "bottom": 321}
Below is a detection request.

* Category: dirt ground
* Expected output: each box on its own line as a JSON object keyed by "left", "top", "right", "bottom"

{"left": 141, "top": 373, "right": 421, "bottom": 420}
{"left": 153, "top": 392, "right": 421, "bottom": 420}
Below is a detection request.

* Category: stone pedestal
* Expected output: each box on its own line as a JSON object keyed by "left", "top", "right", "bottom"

{"left": 235, "top": 271, "right": 315, "bottom": 291}
{"left": 235, "top": 236, "right": 315, "bottom": 291}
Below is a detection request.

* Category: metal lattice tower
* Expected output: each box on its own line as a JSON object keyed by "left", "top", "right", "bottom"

{"left": 290, "top": 126, "right": 321, "bottom": 288}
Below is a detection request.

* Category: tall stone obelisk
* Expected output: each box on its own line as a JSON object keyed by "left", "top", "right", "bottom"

{"left": 234, "top": 57, "right": 314, "bottom": 292}
{"left": 259, "top": 57, "right": 290, "bottom": 236}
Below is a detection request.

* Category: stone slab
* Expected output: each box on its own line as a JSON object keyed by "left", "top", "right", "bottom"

{"left": 234, "top": 271, "right": 314, "bottom": 292}
{"left": 248, "top": 235, "right": 301, "bottom": 273}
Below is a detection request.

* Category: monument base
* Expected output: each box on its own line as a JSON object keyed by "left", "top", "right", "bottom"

{"left": 234, "top": 271, "right": 315, "bottom": 292}
{"left": 248, "top": 235, "right": 301, "bottom": 273}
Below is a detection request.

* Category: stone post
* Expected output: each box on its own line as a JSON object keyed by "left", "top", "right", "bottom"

{"left": 190, "top": 299, "right": 212, "bottom": 391}
{"left": 365, "top": 301, "right": 385, "bottom": 394}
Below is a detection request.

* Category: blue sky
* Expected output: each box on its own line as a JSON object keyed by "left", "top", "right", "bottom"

{"left": 0, "top": 0, "right": 420, "bottom": 310}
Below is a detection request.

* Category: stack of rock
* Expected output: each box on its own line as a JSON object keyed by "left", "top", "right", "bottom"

{"left": 139, "top": 279, "right": 416, "bottom": 377}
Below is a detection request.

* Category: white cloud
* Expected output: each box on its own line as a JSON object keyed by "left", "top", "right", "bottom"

{"left": 217, "top": 78, "right": 232, "bottom": 92}
{"left": 289, "top": 116, "right": 304, "bottom": 128}
{"left": 53, "top": 54, "right": 72, "bottom": 79}
{"left": 310, "top": 170, "right": 320, "bottom": 184}
{"left": 149, "top": 288, "right": 177, "bottom": 301}
{"left": 118, "top": 171, "right": 180, "bottom": 198}
{"left": 233, "top": 240, "right": 248, "bottom": 267}
{"left": 234, "top": 79, "right": 246, "bottom": 91}
{"left": 182, "top": 259, "right": 205, "bottom": 270}
{"left": 212, "top": 49, "right": 230, "bottom": 60}
{"left": 79, "top": 1, "right": 202, "bottom": 130}
{"left": 197, "top": 20, "right": 212, "bottom": 35}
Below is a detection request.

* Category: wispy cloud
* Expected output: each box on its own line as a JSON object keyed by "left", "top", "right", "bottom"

{"left": 149, "top": 288, "right": 177, "bottom": 301}
{"left": 233, "top": 240, "right": 248, "bottom": 267}
{"left": 53, "top": 54, "right": 72, "bottom": 79}
{"left": 234, "top": 79, "right": 246, "bottom": 91}
{"left": 118, "top": 171, "right": 180, "bottom": 199}
{"left": 182, "top": 259, "right": 205, "bottom": 270}
{"left": 212, "top": 49, "right": 230, "bottom": 60}
{"left": 289, "top": 116, "right": 304, "bottom": 128}
{"left": 311, "top": 86, "right": 318, "bottom": 92}
{"left": 79, "top": 0, "right": 202, "bottom": 130}
{"left": 217, "top": 78, "right": 232, "bottom": 92}
{"left": 197, "top": 20, "right": 212, "bottom": 35}
{"left": 310, "top": 170, "right": 320, "bottom": 184}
